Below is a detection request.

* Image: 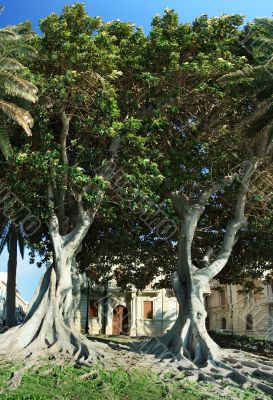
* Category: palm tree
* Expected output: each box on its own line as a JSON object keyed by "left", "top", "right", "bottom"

{"left": 0, "top": 25, "right": 38, "bottom": 160}
{"left": 0, "top": 221, "right": 25, "bottom": 327}
{"left": 0, "top": 23, "right": 38, "bottom": 327}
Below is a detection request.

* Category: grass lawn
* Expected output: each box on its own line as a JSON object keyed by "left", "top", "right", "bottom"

{"left": 0, "top": 362, "right": 271, "bottom": 400}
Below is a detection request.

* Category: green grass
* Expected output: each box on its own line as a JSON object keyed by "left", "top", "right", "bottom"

{"left": 3, "top": 333, "right": 269, "bottom": 400}
{"left": 0, "top": 363, "right": 271, "bottom": 400}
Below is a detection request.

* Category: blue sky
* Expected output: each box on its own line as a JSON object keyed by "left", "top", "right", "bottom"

{"left": 0, "top": 0, "right": 272, "bottom": 302}
{"left": 0, "top": 248, "right": 46, "bottom": 301}
{"left": 0, "top": 1, "right": 272, "bottom": 31}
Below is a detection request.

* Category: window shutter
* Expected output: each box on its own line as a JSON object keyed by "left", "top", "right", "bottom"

{"left": 144, "top": 301, "right": 153, "bottom": 319}
{"left": 90, "top": 299, "right": 98, "bottom": 318}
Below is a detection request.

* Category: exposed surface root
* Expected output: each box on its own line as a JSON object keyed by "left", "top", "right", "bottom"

{"left": 1, "top": 333, "right": 273, "bottom": 397}
{"left": 214, "top": 350, "right": 273, "bottom": 396}
{"left": 136, "top": 335, "right": 197, "bottom": 368}
{"left": 0, "top": 325, "right": 105, "bottom": 365}
{"left": 0, "top": 338, "right": 110, "bottom": 392}
{"left": 0, "top": 267, "right": 109, "bottom": 366}
{"left": 0, "top": 337, "right": 110, "bottom": 370}
{"left": 137, "top": 332, "right": 223, "bottom": 367}
{"left": 125, "top": 339, "right": 273, "bottom": 396}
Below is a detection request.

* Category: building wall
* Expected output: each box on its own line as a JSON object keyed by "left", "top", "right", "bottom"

{"left": 77, "top": 286, "right": 179, "bottom": 337}
{"left": 0, "top": 279, "right": 6, "bottom": 321}
{"left": 130, "top": 290, "right": 178, "bottom": 337}
{"left": 77, "top": 279, "right": 273, "bottom": 340}
{"left": 0, "top": 273, "right": 29, "bottom": 324}
{"left": 207, "top": 282, "right": 273, "bottom": 340}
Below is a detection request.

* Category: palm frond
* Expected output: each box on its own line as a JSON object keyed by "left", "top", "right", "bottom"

{"left": 0, "top": 100, "right": 34, "bottom": 136}
{"left": 0, "top": 28, "right": 36, "bottom": 59}
{"left": 0, "top": 29, "right": 17, "bottom": 39}
{"left": 0, "top": 57, "right": 24, "bottom": 70}
{"left": 18, "top": 224, "right": 25, "bottom": 259}
{"left": 0, "top": 26, "right": 38, "bottom": 141}
{"left": 0, "top": 221, "right": 11, "bottom": 255}
{"left": 0, "top": 72, "right": 38, "bottom": 103}
{"left": 0, "top": 123, "right": 13, "bottom": 159}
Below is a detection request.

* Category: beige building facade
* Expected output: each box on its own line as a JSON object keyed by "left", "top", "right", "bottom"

{"left": 77, "top": 278, "right": 273, "bottom": 340}
{"left": 206, "top": 281, "right": 273, "bottom": 340}
{"left": 77, "top": 282, "right": 179, "bottom": 336}
{"left": 0, "top": 272, "right": 29, "bottom": 325}
{"left": 77, "top": 280, "right": 211, "bottom": 337}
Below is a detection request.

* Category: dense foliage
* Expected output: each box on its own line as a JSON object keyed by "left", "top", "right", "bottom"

{"left": 1, "top": 3, "right": 273, "bottom": 307}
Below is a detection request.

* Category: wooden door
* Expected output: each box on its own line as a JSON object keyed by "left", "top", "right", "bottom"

{"left": 112, "top": 305, "right": 123, "bottom": 335}
{"left": 122, "top": 308, "right": 129, "bottom": 335}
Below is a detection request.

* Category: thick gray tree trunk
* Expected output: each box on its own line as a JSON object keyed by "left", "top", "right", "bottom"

{"left": 0, "top": 205, "right": 100, "bottom": 361}
{"left": 0, "top": 112, "right": 118, "bottom": 362}
{"left": 144, "top": 272, "right": 220, "bottom": 366}
{"left": 144, "top": 163, "right": 257, "bottom": 366}
{"left": 0, "top": 243, "right": 97, "bottom": 360}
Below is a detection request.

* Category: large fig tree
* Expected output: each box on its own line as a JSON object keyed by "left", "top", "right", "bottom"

{"left": 104, "top": 11, "right": 273, "bottom": 365}
{"left": 142, "top": 13, "right": 273, "bottom": 365}
{"left": 0, "top": 4, "right": 162, "bottom": 361}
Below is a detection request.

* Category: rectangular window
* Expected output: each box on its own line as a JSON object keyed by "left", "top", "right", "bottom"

{"left": 220, "top": 291, "right": 226, "bottom": 306}
{"left": 89, "top": 299, "right": 98, "bottom": 318}
{"left": 144, "top": 301, "right": 153, "bottom": 320}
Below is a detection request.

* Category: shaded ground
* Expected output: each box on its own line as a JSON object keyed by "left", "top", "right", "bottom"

{"left": 0, "top": 334, "right": 273, "bottom": 399}
{"left": 89, "top": 334, "right": 273, "bottom": 397}
{"left": 209, "top": 330, "right": 273, "bottom": 359}
{"left": 87, "top": 332, "right": 273, "bottom": 359}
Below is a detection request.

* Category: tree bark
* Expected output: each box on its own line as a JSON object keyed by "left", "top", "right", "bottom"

{"left": 0, "top": 113, "right": 120, "bottom": 361}
{"left": 143, "top": 272, "right": 220, "bottom": 366}
{"left": 0, "top": 199, "right": 100, "bottom": 361}
{"left": 6, "top": 224, "right": 17, "bottom": 328}
{"left": 0, "top": 243, "right": 99, "bottom": 361}
{"left": 144, "top": 165, "right": 257, "bottom": 366}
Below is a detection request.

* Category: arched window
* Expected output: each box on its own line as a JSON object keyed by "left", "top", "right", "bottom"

{"left": 221, "top": 317, "right": 227, "bottom": 330}
{"left": 246, "top": 314, "right": 253, "bottom": 331}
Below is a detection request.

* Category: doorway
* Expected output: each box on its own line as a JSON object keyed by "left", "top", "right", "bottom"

{"left": 112, "top": 305, "right": 129, "bottom": 335}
